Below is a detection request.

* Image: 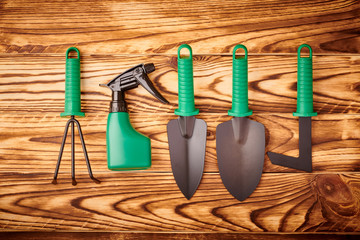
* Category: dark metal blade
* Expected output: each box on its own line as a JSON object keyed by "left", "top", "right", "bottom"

{"left": 167, "top": 116, "right": 207, "bottom": 200}
{"left": 268, "top": 117, "right": 312, "bottom": 172}
{"left": 216, "top": 117, "right": 265, "bottom": 201}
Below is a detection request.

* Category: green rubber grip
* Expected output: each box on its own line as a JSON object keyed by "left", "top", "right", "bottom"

{"left": 60, "top": 47, "right": 85, "bottom": 117}
{"left": 293, "top": 44, "right": 317, "bottom": 117}
{"left": 174, "top": 44, "right": 199, "bottom": 116}
{"left": 228, "top": 44, "right": 253, "bottom": 117}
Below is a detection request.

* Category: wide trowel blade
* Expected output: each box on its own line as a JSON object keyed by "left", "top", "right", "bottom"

{"left": 167, "top": 116, "right": 207, "bottom": 200}
{"left": 216, "top": 117, "right": 265, "bottom": 201}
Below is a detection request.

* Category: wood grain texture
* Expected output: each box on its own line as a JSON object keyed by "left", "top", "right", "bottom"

{"left": 1, "top": 232, "right": 359, "bottom": 240}
{"left": 0, "top": 113, "right": 358, "bottom": 173}
{"left": 0, "top": 0, "right": 360, "bottom": 54}
{"left": 0, "top": 172, "right": 359, "bottom": 232}
{"left": 0, "top": 54, "right": 359, "bottom": 114}
{"left": 1, "top": 0, "right": 360, "bottom": 235}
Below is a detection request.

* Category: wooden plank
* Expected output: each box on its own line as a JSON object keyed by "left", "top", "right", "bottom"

{"left": 0, "top": 113, "right": 358, "bottom": 173}
{"left": 0, "top": 0, "right": 359, "bottom": 54}
{"left": 0, "top": 232, "right": 359, "bottom": 240}
{"left": 0, "top": 172, "right": 359, "bottom": 232}
{"left": 0, "top": 54, "right": 359, "bottom": 114}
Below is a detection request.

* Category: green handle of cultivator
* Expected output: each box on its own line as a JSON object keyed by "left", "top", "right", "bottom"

{"left": 61, "top": 47, "right": 85, "bottom": 117}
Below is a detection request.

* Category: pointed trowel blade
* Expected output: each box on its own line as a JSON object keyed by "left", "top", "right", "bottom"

{"left": 216, "top": 117, "right": 265, "bottom": 201}
{"left": 167, "top": 116, "right": 207, "bottom": 199}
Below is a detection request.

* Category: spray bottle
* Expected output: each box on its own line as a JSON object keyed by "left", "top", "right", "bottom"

{"left": 100, "top": 63, "right": 168, "bottom": 170}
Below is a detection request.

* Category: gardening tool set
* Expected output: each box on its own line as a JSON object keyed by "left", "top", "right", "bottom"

{"left": 53, "top": 44, "right": 317, "bottom": 201}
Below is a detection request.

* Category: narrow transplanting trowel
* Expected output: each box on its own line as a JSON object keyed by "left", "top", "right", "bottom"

{"left": 167, "top": 44, "right": 207, "bottom": 200}
{"left": 216, "top": 45, "right": 265, "bottom": 201}
{"left": 267, "top": 44, "right": 317, "bottom": 172}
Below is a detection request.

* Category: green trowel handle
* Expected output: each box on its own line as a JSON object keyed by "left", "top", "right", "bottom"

{"left": 228, "top": 44, "right": 252, "bottom": 117}
{"left": 293, "top": 44, "right": 317, "bottom": 117}
{"left": 174, "top": 44, "right": 199, "bottom": 116}
{"left": 60, "top": 47, "right": 85, "bottom": 117}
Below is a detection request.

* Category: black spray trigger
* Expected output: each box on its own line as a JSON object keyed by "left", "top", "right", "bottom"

{"left": 100, "top": 63, "right": 169, "bottom": 113}
{"left": 135, "top": 64, "right": 169, "bottom": 104}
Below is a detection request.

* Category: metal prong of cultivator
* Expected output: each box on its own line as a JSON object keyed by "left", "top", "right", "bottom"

{"left": 52, "top": 118, "right": 72, "bottom": 184}
{"left": 73, "top": 118, "right": 101, "bottom": 184}
{"left": 52, "top": 116, "right": 99, "bottom": 184}
{"left": 71, "top": 117, "right": 77, "bottom": 186}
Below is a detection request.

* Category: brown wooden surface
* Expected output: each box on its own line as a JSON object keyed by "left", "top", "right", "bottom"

{"left": 0, "top": 232, "right": 359, "bottom": 240}
{"left": 0, "top": 0, "right": 360, "bottom": 54}
{"left": 0, "top": 173, "right": 360, "bottom": 232}
{"left": 0, "top": 0, "right": 359, "bottom": 237}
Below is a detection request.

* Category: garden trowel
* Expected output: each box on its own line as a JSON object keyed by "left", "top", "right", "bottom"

{"left": 216, "top": 45, "right": 265, "bottom": 201}
{"left": 167, "top": 44, "right": 207, "bottom": 200}
{"left": 267, "top": 44, "right": 317, "bottom": 172}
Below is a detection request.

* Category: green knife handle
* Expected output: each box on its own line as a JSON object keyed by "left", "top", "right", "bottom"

{"left": 61, "top": 47, "right": 85, "bottom": 117}
{"left": 174, "top": 44, "right": 199, "bottom": 116}
{"left": 228, "top": 44, "right": 253, "bottom": 117}
{"left": 293, "top": 44, "right": 317, "bottom": 117}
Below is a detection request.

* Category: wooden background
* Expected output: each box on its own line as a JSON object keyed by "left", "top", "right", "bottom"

{"left": 0, "top": 0, "right": 359, "bottom": 239}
